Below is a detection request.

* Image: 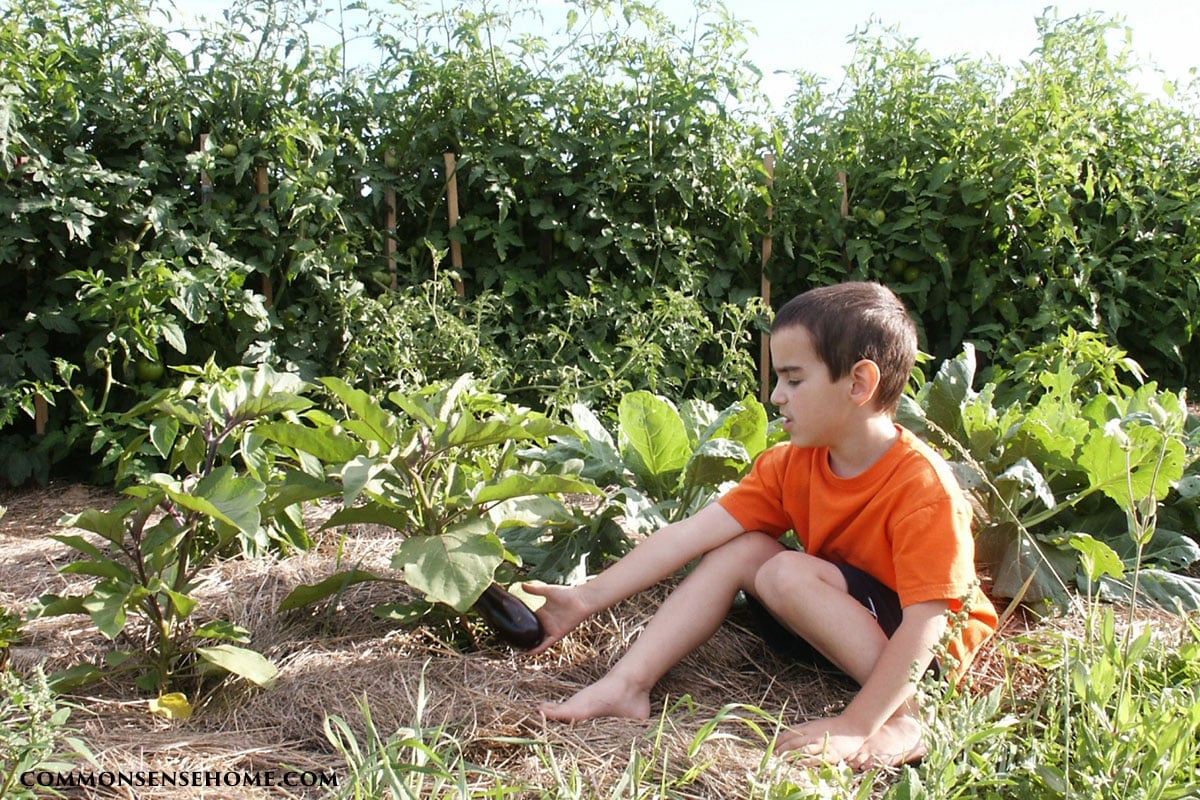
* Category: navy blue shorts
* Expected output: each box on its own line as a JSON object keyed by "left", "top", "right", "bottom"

{"left": 743, "top": 561, "right": 917, "bottom": 674}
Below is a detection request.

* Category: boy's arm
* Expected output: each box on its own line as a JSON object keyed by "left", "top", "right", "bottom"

{"left": 778, "top": 599, "right": 949, "bottom": 760}
{"left": 524, "top": 502, "right": 746, "bottom": 654}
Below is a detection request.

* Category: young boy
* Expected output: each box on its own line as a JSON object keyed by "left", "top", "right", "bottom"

{"left": 523, "top": 281, "right": 997, "bottom": 769}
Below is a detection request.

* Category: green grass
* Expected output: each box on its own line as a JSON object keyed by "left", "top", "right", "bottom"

{"left": 319, "top": 606, "right": 1200, "bottom": 800}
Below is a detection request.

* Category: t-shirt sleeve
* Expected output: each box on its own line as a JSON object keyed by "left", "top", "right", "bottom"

{"left": 717, "top": 445, "right": 795, "bottom": 538}
{"left": 889, "top": 490, "right": 977, "bottom": 609}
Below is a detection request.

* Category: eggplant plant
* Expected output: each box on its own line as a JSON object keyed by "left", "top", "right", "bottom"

{"left": 276, "top": 375, "right": 601, "bottom": 635}
{"left": 34, "top": 363, "right": 338, "bottom": 694}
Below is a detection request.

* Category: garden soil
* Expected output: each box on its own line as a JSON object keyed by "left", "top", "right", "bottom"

{"left": 0, "top": 482, "right": 1086, "bottom": 799}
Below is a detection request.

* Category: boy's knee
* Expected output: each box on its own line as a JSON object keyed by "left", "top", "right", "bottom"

{"left": 697, "top": 531, "right": 783, "bottom": 582}
{"left": 753, "top": 551, "right": 839, "bottom": 606}
{"left": 705, "top": 531, "right": 780, "bottom": 562}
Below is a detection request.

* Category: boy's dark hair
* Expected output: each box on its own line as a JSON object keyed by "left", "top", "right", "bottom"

{"left": 772, "top": 281, "right": 918, "bottom": 412}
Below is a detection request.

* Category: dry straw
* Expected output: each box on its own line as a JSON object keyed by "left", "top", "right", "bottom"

{"left": 0, "top": 484, "right": 934, "bottom": 798}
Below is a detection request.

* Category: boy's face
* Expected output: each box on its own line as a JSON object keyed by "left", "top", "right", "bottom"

{"left": 769, "top": 325, "right": 854, "bottom": 448}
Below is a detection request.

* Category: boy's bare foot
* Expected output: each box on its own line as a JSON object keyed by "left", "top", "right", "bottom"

{"left": 539, "top": 674, "right": 651, "bottom": 722}
{"left": 849, "top": 714, "right": 927, "bottom": 769}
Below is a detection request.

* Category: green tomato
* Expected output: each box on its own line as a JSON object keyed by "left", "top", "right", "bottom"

{"left": 134, "top": 358, "right": 165, "bottom": 383}
{"left": 903, "top": 266, "right": 922, "bottom": 283}
{"left": 220, "top": 143, "right": 238, "bottom": 158}
{"left": 176, "top": 130, "right": 192, "bottom": 147}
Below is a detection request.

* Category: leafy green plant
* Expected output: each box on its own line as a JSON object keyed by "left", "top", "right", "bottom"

{"left": 323, "top": 672, "right": 524, "bottom": 800}
{"left": 526, "top": 392, "right": 779, "bottom": 535}
{"left": 0, "top": 667, "right": 95, "bottom": 800}
{"left": 276, "top": 375, "right": 601, "bottom": 627}
{"left": 0, "top": 604, "right": 22, "bottom": 671}
{"left": 1010, "top": 609, "right": 1200, "bottom": 799}
{"left": 773, "top": 12, "right": 1200, "bottom": 383}
{"left": 901, "top": 337, "right": 1199, "bottom": 610}
{"left": 32, "top": 363, "right": 337, "bottom": 694}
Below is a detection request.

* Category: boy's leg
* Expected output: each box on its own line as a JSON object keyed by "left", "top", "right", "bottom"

{"left": 753, "top": 551, "right": 929, "bottom": 766}
{"left": 540, "top": 531, "right": 785, "bottom": 721}
{"left": 753, "top": 551, "right": 894, "bottom": 684}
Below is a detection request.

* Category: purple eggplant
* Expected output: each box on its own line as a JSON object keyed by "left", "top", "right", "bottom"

{"left": 472, "top": 582, "right": 544, "bottom": 649}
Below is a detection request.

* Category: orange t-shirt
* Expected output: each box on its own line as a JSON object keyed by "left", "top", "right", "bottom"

{"left": 717, "top": 426, "right": 997, "bottom": 677}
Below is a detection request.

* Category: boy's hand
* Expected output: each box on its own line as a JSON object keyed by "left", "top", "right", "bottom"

{"left": 520, "top": 580, "right": 592, "bottom": 655}
{"left": 776, "top": 714, "right": 870, "bottom": 767}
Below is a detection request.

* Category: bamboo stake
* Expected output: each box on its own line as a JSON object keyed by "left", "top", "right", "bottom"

{"left": 257, "top": 165, "right": 274, "bottom": 305}
{"left": 760, "top": 152, "right": 776, "bottom": 405}
{"left": 443, "top": 151, "right": 466, "bottom": 298}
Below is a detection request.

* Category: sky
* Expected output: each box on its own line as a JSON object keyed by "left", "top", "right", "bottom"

{"left": 698, "top": 0, "right": 1200, "bottom": 105}
{"left": 174, "top": 0, "right": 1199, "bottom": 107}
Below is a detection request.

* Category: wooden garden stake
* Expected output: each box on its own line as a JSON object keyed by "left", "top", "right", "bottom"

{"left": 199, "top": 133, "right": 213, "bottom": 204}
{"left": 385, "top": 150, "right": 398, "bottom": 291}
{"left": 34, "top": 395, "right": 48, "bottom": 435}
{"left": 838, "top": 170, "right": 851, "bottom": 272}
{"left": 15, "top": 155, "right": 50, "bottom": 435}
{"left": 443, "top": 151, "right": 466, "bottom": 298}
{"left": 760, "top": 152, "right": 775, "bottom": 405}
{"left": 257, "top": 165, "right": 274, "bottom": 305}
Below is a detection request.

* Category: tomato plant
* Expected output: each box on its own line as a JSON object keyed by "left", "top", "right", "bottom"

{"left": 1, "top": 0, "right": 1198, "bottom": 490}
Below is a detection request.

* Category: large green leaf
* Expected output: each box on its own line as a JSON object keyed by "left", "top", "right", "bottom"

{"left": 391, "top": 518, "right": 505, "bottom": 612}
{"left": 278, "top": 567, "right": 388, "bottom": 612}
{"left": 565, "top": 403, "right": 625, "bottom": 482}
{"left": 338, "top": 456, "right": 391, "bottom": 507}
{"left": 685, "top": 438, "right": 753, "bottom": 489}
{"left": 1098, "top": 569, "right": 1200, "bottom": 613}
{"left": 697, "top": 398, "right": 769, "bottom": 459}
{"left": 322, "top": 376, "right": 397, "bottom": 448}
{"left": 196, "top": 644, "right": 279, "bottom": 688}
{"left": 443, "top": 411, "right": 570, "bottom": 450}
{"left": 1063, "top": 532, "right": 1125, "bottom": 583}
{"left": 322, "top": 502, "right": 418, "bottom": 532}
{"left": 262, "top": 469, "right": 340, "bottom": 514}
{"left": 254, "top": 420, "right": 366, "bottom": 463}
{"left": 473, "top": 472, "right": 601, "bottom": 505}
{"left": 487, "top": 495, "right": 570, "bottom": 529}
{"left": 50, "top": 533, "right": 109, "bottom": 561}
{"left": 81, "top": 580, "right": 134, "bottom": 639}
{"left": 922, "top": 344, "right": 976, "bottom": 444}
{"left": 218, "top": 365, "right": 312, "bottom": 422}
{"left": 156, "top": 466, "right": 265, "bottom": 536}
{"left": 571, "top": 403, "right": 617, "bottom": 449}
{"left": 1079, "top": 421, "right": 1185, "bottom": 507}
{"left": 59, "top": 559, "right": 135, "bottom": 583}
{"left": 58, "top": 499, "right": 143, "bottom": 545}
{"left": 991, "top": 534, "right": 1075, "bottom": 607}
{"left": 618, "top": 391, "right": 691, "bottom": 489}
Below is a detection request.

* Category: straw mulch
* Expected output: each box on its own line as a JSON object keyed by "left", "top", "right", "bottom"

{"left": 4, "top": 480, "right": 1148, "bottom": 799}
{"left": 0, "top": 482, "right": 883, "bottom": 798}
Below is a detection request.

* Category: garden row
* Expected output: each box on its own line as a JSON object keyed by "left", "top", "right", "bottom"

{"left": 2, "top": 0, "right": 1199, "bottom": 488}
{"left": 16, "top": 331, "right": 1200, "bottom": 698}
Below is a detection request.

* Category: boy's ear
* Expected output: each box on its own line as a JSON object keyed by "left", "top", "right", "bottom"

{"left": 848, "top": 359, "right": 882, "bottom": 408}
